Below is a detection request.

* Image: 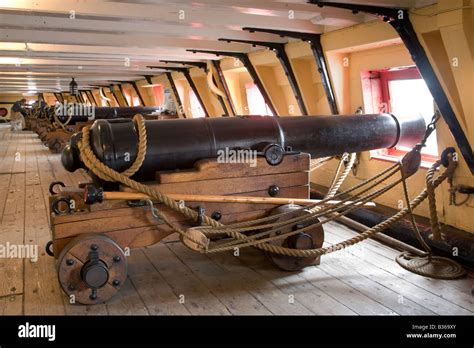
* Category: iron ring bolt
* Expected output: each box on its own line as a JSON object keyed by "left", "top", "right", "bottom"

{"left": 49, "top": 181, "right": 65, "bottom": 195}
{"left": 51, "top": 197, "right": 72, "bottom": 215}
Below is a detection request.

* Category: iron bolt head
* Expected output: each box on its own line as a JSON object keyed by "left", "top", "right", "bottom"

{"left": 268, "top": 185, "right": 280, "bottom": 197}
{"left": 211, "top": 211, "right": 222, "bottom": 221}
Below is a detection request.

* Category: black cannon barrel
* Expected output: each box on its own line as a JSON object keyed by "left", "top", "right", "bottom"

{"left": 53, "top": 106, "right": 162, "bottom": 124}
{"left": 62, "top": 113, "right": 426, "bottom": 181}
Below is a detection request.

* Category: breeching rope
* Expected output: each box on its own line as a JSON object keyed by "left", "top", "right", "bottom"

{"left": 52, "top": 107, "right": 73, "bottom": 132}
{"left": 76, "top": 114, "right": 462, "bottom": 269}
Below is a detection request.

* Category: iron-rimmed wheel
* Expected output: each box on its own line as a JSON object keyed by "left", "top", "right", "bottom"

{"left": 265, "top": 204, "right": 324, "bottom": 272}
{"left": 57, "top": 234, "right": 128, "bottom": 305}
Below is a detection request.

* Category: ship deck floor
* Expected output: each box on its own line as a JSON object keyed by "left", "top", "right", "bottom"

{"left": 0, "top": 125, "right": 473, "bottom": 315}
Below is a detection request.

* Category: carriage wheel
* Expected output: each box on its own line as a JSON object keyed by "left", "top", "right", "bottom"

{"left": 57, "top": 234, "right": 128, "bottom": 305}
{"left": 265, "top": 204, "right": 324, "bottom": 272}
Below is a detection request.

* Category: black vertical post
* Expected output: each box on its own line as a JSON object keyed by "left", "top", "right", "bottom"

{"left": 165, "top": 72, "right": 186, "bottom": 118}
{"left": 212, "top": 60, "right": 236, "bottom": 116}
{"left": 86, "top": 91, "right": 96, "bottom": 105}
{"left": 182, "top": 69, "right": 209, "bottom": 117}
{"left": 310, "top": 35, "right": 339, "bottom": 114}
{"left": 118, "top": 85, "right": 129, "bottom": 107}
{"left": 54, "top": 92, "right": 63, "bottom": 103}
{"left": 237, "top": 54, "right": 278, "bottom": 116}
{"left": 131, "top": 81, "right": 146, "bottom": 106}
{"left": 110, "top": 86, "right": 122, "bottom": 106}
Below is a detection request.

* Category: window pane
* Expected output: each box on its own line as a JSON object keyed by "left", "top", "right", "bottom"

{"left": 189, "top": 91, "right": 205, "bottom": 118}
{"left": 389, "top": 79, "right": 437, "bottom": 156}
{"left": 152, "top": 85, "right": 164, "bottom": 106}
{"left": 245, "top": 82, "right": 273, "bottom": 116}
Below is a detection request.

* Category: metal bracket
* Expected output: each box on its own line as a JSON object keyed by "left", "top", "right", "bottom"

{"left": 196, "top": 206, "right": 205, "bottom": 225}
{"left": 242, "top": 27, "right": 339, "bottom": 114}
{"left": 309, "top": 1, "right": 474, "bottom": 174}
{"left": 144, "top": 75, "right": 154, "bottom": 85}
{"left": 186, "top": 49, "right": 278, "bottom": 116}
{"left": 145, "top": 200, "right": 163, "bottom": 224}
{"left": 160, "top": 60, "right": 208, "bottom": 72}
{"left": 219, "top": 38, "right": 308, "bottom": 115}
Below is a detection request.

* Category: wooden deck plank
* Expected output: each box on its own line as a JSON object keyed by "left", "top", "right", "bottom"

{"left": 105, "top": 280, "right": 149, "bottom": 315}
{"left": 25, "top": 137, "right": 41, "bottom": 186}
{"left": 63, "top": 296, "right": 109, "bottom": 315}
{"left": 128, "top": 249, "right": 191, "bottom": 315}
{"left": 168, "top": 242, "right": 273, "bottom": 315}
{"left": 207, "top": 250, "right": 315, "bottom": 315}
{"left": 143, "top": 244, "right": 232, "bottom": 315}
{"left": 298, "top": 264, "right": 396, "bottom": 315}
{"left": 0, "top": 294, "right": 23, "bottom": 315}
{"left": 0, "top": 132, "right": 17, "bottom": 174}
{"left": 11, "top": 133, "right": 26, "bottom": 174}
{"left": 23, "top": 183, "right": 66, "bottom": 315}
{"left": 319, "top": 255, "right": 436, "bottom": 315}
{"left": 229, "top": 247, "right": 396, "bottom": 315}
{"left": 328, "top": 221, "right": 473, "bottom": 295}
{"left": 229, "top": 247, "right": 357, "bottom": 315}
{"left": 0, "top": 174, "right": 11, "bottom": 221}
{"left": 324, "top": 222, "right": 473, "bottom": 315}
{"left": 0, "top": 173, "right": 25, "bottom": 298}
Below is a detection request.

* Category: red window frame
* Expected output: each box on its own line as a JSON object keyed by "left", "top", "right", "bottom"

{"left": 364, "top": 67, "right": 438, "bottom": 167}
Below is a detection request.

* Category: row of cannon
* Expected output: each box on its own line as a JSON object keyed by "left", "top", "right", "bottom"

{"left": 26, "top": 105, "right": 176, "bottom": 153}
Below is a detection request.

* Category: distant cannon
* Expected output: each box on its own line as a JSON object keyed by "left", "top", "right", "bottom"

{"left": 29, "top": 105, "right": 177, "bottom": 153}
{"left": 52, "top": 106, "right": 167, "bottom": 125}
